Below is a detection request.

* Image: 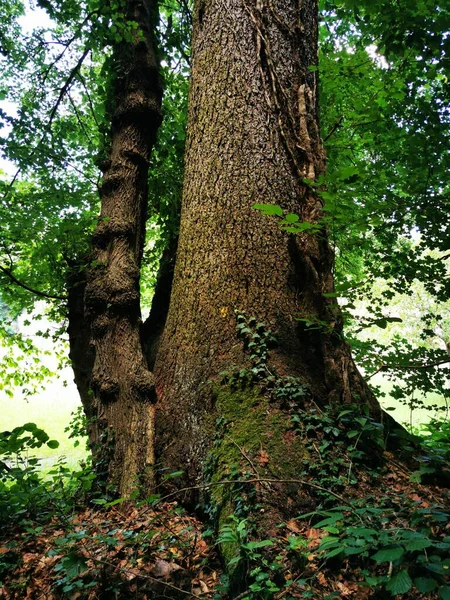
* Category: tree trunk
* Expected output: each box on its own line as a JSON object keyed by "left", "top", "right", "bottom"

{"left": 78, "top": 0, "right": 162, "bottom": 496}
{"left": 152, "top": 0, "right": 381, "bottom": 499}
{"left": 67, "top": 266, "right": 97, "bottom": 444}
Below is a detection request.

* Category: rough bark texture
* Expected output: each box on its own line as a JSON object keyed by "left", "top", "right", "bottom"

{"left": 153, "top": 0, "right": 381, "bottom": 495}
{"left": 67, "top": 267, "right": 96, "bottom": 441}
{"left": 142, "top": 235, "right": 178, "bottom": 370}
{"left": 80, "top": 0, "right": 162, "bottom": 495}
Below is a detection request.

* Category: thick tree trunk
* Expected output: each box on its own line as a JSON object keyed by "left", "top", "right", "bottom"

{"left": 153, "top": 0, "right": 380, "bottom": 495}
{"left": 78, "top": 0, "right": 162, "bottom": 496}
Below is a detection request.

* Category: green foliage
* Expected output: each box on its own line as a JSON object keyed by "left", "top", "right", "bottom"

{"left": 221, "top": 313, "right": 310, "bottom": 407}
{"left": 217, "top": 516, "right": 284, "bottom": 599}
{"left": 318, "top": 0, "right": 450, "bottom": 408}
{"left": 0, "top": 421, "right": 94, "bottom": 531}
{"left": 308, "top": 499, "right": 450, "bottom": 597}
{"left": 253, "top": 203, "right": 322, "bottom": 234}
{"left": 64, "top": 405, "right": 90, "bottom": 450}
{"left": 408, "top": 418, "right": 450, "bottom": 484}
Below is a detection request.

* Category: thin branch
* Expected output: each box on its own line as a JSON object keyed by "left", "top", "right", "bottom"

{"left": 47, "top": 46, "right": 91, "bottom": 130}
{"left": 323, "top": 115, "right": 344, "bottom": 142}
{"left": 154, "top": 477, "right": 351, "bottom": 508}
{"left": 0, "top": 266, "right": 67, "bottom": 301}
{"left": 368, "top": 358, "right": 450, "bottom": 379}
{"left": 232, "top": 440, "right": 259, "bottom": 476}
{"left": 75, "top": 71, "right": 101, "bottom": 130}
{"left": 88, "top": 556, "right": 202, "bottom": 599}
{"left": 40, "top": 10, "right": 95, "bottom": 87}
{"left": 3, "top": 45, "right": 91, "bottom": 200}
{"left": 67, "top": 90, "right": 94, "bottom": 144}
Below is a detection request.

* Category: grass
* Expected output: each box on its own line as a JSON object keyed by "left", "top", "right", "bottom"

{"left": 1, "top": 364, "right": 87, "bottom": 466}
{"left": 372, "top": 373, "right": 449, "bottom": 430}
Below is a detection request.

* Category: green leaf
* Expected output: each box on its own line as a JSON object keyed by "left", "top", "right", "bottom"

{"left": 386, "top": 569, "right": 412, "bottom": 595}
{"left": 46, "top": 439, "right": 59, "bottom": 449}
{"left": 244, "top": 540, "right": 273, "bottom": 550}
{"left": 252, "top": 203, "right": 283, "bottom": 217}
{"left": 414, "top": 577, "right": 437, "bottom": 593}
{"left": 324, "top": 547, "right": 344, "bottom": 558}
{"left": 162, "top": 470, "right": 184, "bottom": 480}
{"left": 372, "top": 546, "right": 404, "bottom": 563}
{"left": 404, "top": 538, "right": 432, "bottom": 551}
{"left": 283, "top": 213, "right": 300, "bottom": 223}
{"left": 440, "top": 587, "right": 450, "bottom": 600}
{"left": 22, "top": 423, "right": 38, "bottom": 432}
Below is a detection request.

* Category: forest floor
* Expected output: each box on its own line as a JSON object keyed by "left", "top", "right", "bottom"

{"left": 1, "top": 447, "right": 449, "bottom": 600}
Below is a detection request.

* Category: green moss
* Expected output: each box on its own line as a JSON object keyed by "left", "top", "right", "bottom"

{"left": 204, "top": 385, "right": 309, "bottom": 573}
{"left": 210, "top": 386, "right": 308, "bottom": 490}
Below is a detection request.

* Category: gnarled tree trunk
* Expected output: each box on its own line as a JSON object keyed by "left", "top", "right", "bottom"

{"left": 152, "top": 0, "right": 380, "bottom": 498}
{"left": 73, "top": 0, "right": 162, "bottom": 496}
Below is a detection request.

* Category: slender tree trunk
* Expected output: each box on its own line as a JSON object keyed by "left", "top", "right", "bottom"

{"left": 78, "top": 0, "right": 162, "bottom": 496}
{"left": 67, "top": 267, "right": 97, "bottom": 443}
{"left": 153, "top": 0, "right": 380, "bottom": 497}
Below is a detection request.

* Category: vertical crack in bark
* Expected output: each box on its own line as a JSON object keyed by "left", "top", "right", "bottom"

{"left": 82, "top": 0, "right": 162, "bottom": 496}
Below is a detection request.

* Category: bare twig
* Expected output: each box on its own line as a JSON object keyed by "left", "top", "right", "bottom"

{"left": 154, "top": 477, "right": 352, "bottom": 508}
{"left": 323, "top": 115, "right": 344, "bottom": 142}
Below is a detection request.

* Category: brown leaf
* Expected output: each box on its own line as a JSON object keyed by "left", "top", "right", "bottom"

{"left": 256, "top": 450, "right": 269, "bottom": 465}
{"left": 306, "top": 527, "right": 320, "bottom": 539}
{"left": 22, "top": 553, "right": 39, "bottom": 565}
{"left": 286, "top": 519, "right": 301, "bottom": 533}
{"left": 152, "top": 559, "right": 182, "bottom": 579}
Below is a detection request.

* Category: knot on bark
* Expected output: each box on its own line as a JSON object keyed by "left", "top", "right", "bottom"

{"left": 91, "top": 218, "right": 135, "bottom": 249}
{"left": 91, "top": 374, "right": 120, "bottom": 403}
{"left": 131, "top": 367, "right": 156, "bottom": 402}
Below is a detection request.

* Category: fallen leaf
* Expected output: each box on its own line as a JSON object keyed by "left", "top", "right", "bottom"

{"left": 286, "top": 519, "right": 301, "bottom": 533}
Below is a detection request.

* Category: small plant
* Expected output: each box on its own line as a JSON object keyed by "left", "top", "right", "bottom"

{"left": 306, "top": 499, "right": 450, "bottom": 597}
{"left": 0, "top": 424, "right": 59, "bottom": 526}
{"left": 218, "top": 516, "right": 288, "bottom": 599}
{"left": 410, "top": 418, "right": 450, "bottom": 484}
{"left": 220, "top": 312, "right": 278, "bottom": 388}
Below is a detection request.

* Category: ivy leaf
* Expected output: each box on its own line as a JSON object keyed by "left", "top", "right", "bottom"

{"left": 252, "top": 203, "right": 283, "bottom": 217}
{"left": 386, "top": 569, "right": 412, "bottom": 595}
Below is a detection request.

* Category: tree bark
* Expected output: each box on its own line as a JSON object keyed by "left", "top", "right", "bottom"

{"left": 80, "top": 0, "right": 162, "bottom": 496}
{"left": 67, "top": 266, "right": 97, "bottom": 443}
{"left": 152, "top": 0, "right": 381, "bottom": 497}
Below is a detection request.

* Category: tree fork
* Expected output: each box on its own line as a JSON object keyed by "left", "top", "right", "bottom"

{"left": 81, "top": 0, "right": 162, "bottom": 495}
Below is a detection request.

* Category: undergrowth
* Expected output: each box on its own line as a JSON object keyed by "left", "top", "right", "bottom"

{"left": 0, "top": 316, "right": 449, "bottom": 598}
